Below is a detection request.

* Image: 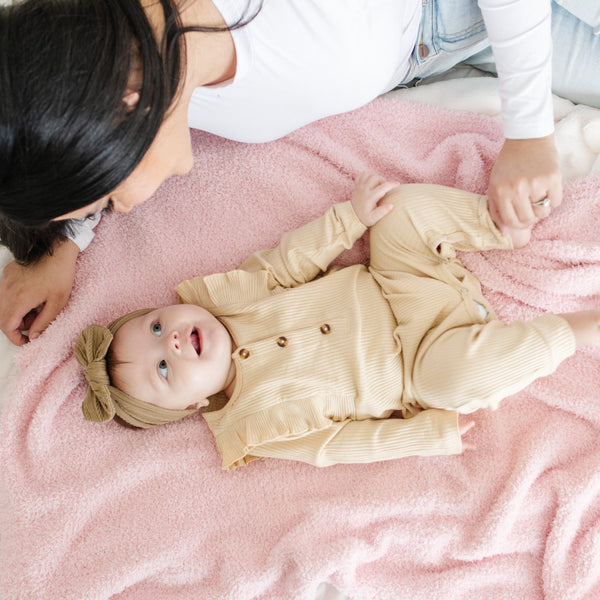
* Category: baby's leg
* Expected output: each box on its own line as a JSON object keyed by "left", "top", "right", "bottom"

{"left": 369, "top": 184, "right": 512, "bottom": 330}
{"left": 369, "top": 184, "right": 508, "bottom": 411}
{"left": 367, "top": 184, "right": 566, "bottom": 415}
{"left": 369, "top": 184, "right": 513, "bottom": 280}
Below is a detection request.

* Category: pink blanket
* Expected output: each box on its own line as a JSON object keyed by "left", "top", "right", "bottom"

{"left": 1, "top": 98, "right": 599, "bottom": 600}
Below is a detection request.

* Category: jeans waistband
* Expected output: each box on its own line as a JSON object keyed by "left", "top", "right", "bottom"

{"left": 402, "top": 0, "right": 490, "bottom": 83}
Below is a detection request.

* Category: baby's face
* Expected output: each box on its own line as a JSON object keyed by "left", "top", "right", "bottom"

{"left": 111, "top": 305, "right": 234, "bottom": 411}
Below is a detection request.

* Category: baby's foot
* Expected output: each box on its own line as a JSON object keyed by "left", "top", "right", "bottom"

{"left": 504, "top": 225, "right": 532, "bottom": 249}
{"left": 488, "top": 201, "right": 532, "bottom": 249}
{"left": 560, "top": 311, "right": 600, "bottom": 348}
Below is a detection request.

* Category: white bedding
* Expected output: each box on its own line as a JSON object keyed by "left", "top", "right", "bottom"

{"left": 1, "top": 74, "right": 599, "bottom": 600}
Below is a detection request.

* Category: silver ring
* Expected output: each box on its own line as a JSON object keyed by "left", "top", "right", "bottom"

{"left": 533, "top": 196, "right": 551, "bottom": 208}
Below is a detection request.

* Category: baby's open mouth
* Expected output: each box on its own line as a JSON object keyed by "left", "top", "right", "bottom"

{"left": 190, "top": 328, "right": 201, "bottom": 355}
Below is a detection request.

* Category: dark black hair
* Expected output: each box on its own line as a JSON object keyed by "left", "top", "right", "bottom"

{"left": 0, "top": 215, "right": 74, "bottom": 265}
{"left": 0, "top": 0, "right": 260, "bottom": 262}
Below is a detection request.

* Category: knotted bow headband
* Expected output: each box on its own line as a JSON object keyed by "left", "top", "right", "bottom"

{"left": 74, "top": 308, "right": 199, "bottom": 429}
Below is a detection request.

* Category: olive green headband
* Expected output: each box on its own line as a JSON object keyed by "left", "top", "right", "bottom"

{"left": 74, "top": 308, "right": 199, "bottom": 429}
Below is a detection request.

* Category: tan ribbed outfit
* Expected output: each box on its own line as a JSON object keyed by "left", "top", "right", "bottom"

{"left": 175, "top": 184, "right": 575, "bottom": 470}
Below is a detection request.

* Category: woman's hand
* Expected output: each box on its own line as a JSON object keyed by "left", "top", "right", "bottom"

{"left": 487, "top": 135, "right": 562, "bottom": 232}
{"left": 0, "top": 239, "right": 79, "bottom": 345}
{"left": 350, "top": 171, "right": 399, "bottom": 227}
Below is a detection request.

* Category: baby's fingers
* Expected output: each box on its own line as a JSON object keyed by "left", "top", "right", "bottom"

{"left": 367, "top": 202, "right": 394, "bottom": 226}
{"left": 459, "top": 419, "right": 475, "bottom": 436}
{"left": 373, "top": 180, "right": 401, "bottom": 201}
{"left": 459, "top": 419, "right": 476, "bottom": 452}
{"left": 355, "top": 171, "right": 385, "bottom": 188}
{"left": 351, "top": 172, "right": 399, "bottom": 226}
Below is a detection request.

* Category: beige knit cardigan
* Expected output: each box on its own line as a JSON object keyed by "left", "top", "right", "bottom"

{"left": 176, "top": 196, "right": 574, "bottom": 470}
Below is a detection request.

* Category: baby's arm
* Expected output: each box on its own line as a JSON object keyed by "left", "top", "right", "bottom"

{"left": 246, "top": 409, "right": 463, "bottom": 468}
{"left": 239, "top": 172, "right": 398, "bottom": 288}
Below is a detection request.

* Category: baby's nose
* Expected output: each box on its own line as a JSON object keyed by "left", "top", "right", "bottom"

{"left": 168, "top": 330, "right": 181, "bottom": 351}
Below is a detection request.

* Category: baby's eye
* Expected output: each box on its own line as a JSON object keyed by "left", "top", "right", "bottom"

{"left": 152, "top": 322, "right": 162, "bottom": 336}
{"left": 158, "top": 359, "right": 168, "bottom": 379}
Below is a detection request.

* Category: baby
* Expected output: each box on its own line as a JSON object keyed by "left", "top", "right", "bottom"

{"left": 76, "top": 173, "right": 600, "bottom": 470}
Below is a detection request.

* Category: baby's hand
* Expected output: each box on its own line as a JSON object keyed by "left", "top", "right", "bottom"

{"left": 559, "top": 310, "right": 600, "bottom": 348}
{"left": 459, "top": 418, "right": 476, "bottom": 452}
{"left": 350, "top": 171, "right": 399, "bottom": 227}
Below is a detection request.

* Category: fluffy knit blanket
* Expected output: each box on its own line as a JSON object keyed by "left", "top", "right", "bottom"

{"left": 1, "top": 97, "right": 599, "bottom": 600}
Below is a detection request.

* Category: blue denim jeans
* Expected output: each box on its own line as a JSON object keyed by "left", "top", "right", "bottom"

{"left": 403, "top": 0, "right": 600, "bottom": 108}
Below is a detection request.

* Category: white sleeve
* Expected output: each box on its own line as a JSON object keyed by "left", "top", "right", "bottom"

{"left": 478, "top": 0, "right": 554, "bottom": 139}
{"left": 66, "top": 211, "right": 102, "bottom": 252}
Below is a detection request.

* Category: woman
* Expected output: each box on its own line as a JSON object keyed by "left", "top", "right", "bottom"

{"left": 0, "top": 0, "right": 598, "bottom": 345}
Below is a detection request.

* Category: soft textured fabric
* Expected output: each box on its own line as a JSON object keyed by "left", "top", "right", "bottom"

{"left": 189, "top": 0, "right": 421, "bottom": 142}
{"left": 177, "top": 187, "right": 573, "bottom": 470}
{"left": 1, "top": 97, "right": 599, "bottom": 600}
{"left": 190, "top": 0, "right": 555, "bottom": 140}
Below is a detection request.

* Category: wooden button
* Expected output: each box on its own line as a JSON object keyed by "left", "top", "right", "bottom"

{"left": 418, "top": 43, "right": 430, "bottom": 59}
{"left": 320, "top": 324, "right": 331, "bottom": 334}
{"left": 276, "top": 336, "right": 288, "bottom": 347}
{"left": 239, "top": 348, "right": 250, "bottom": 359}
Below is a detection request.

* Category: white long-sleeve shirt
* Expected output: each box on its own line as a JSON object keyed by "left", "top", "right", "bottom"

{"left": 477, "top": 0, "right": 553, "bottom": 139}
{"left": 70, "top": 0, "right": 554, "bottom": 250}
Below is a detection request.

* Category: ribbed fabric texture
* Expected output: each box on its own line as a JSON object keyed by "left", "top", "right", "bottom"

{"left": 178, "top": 186, "right": 575, "bottom": 470}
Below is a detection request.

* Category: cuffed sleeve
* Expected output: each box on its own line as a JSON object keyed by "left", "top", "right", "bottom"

{"left": 66, "top": 212, "right": 102, "bottom": 252}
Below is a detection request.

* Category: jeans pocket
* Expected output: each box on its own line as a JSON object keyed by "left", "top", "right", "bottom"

{"left": 434, "top": 0, "right": 487, "bottom": 50}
